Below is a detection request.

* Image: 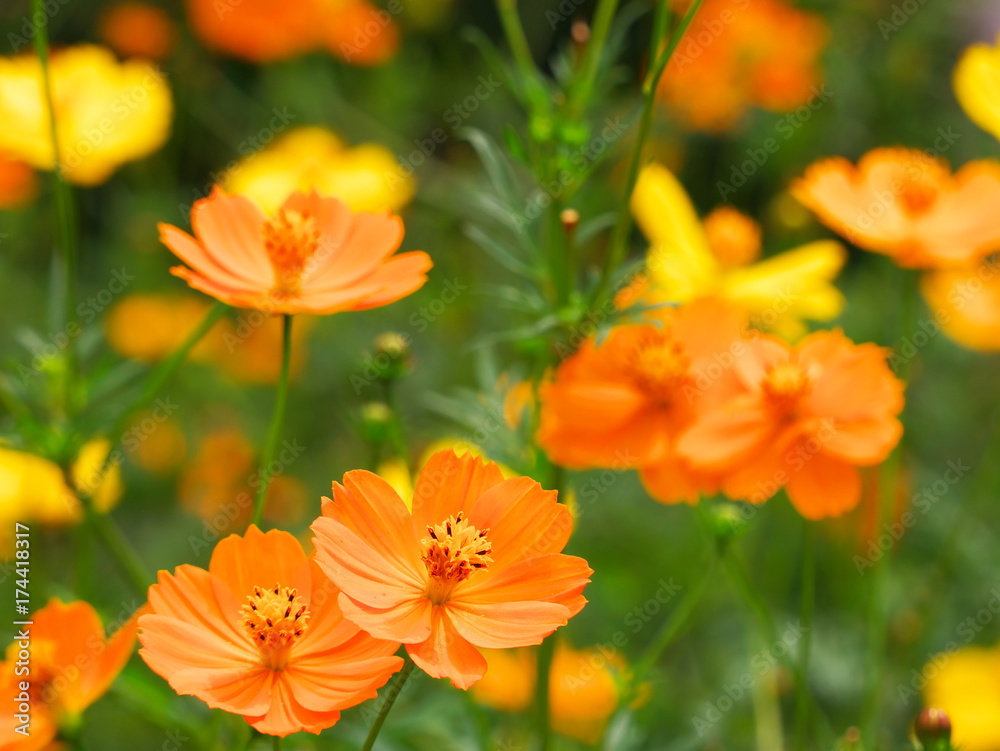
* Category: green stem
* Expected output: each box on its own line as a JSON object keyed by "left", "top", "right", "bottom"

{"left": 251, "top": 314, "right": 294, "bottom": 528}
{"left": 31, "top": 0, "right": 78, "bottom": 418}
{"left": 361, "top": 658, "right": 415, "bottom": 751}
{"left": 793, "top": 522, "right": 816, "bottom": 751}
{"left": 861, "top": 269, "right": 918, "bottom": 745}
{"left": 535, "top": 636, "right": 555, "bottom": 751}
{"left": 495, "top": 0, "right": 537, "bottom": 84}
{"left": 591, "top": 0, "right": 705, "bottom": 309}
{"left": 272, "top": 737, "right": 281, "bottom": 751}
{"left": 86, "top": 503, "right": 151, "bottom": 595}
{"left": 633, "top": 555, "right": 717, "bottom": 683}
{"left": 570, "top": 0, "right": 621, "bottom": 115}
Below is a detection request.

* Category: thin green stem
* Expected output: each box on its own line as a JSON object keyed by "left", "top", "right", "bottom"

{"left": 251, "top": 314, "right": 294, "bottom": 528}
{"left": 32, "top": 0, "right": 78, "bottom": 418}
{"left": 861, "top": 269, "right": 919, "bottom": 746}
{"left": 793, "top": 522, "right": 816, "bottom": 751}
{"left": 535, "top": 636, "right": 555, "bottom": 751}
{"left": 591, "top": 0, "right": 705, "bottom": 309}
{"left": 633, "top": 554, "right": 717, "bottom": 682}
{"left": 495, "top": 0, "right": 537, "bottom": 84}
{"left": 570, "top": 0, "right": 621, "bottom": 115}
{"left": 271, "top": 737, "right": 281, "bottom": 751}
{"left": 86, "top": 504, "right": 151, "bottom": 595}
{"left": 361, "top": 658, "right": 415, "bottom": 751}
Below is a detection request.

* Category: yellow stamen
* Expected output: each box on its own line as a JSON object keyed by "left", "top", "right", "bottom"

{"left": 761, "top": 360, "right": 811, "bottom": 412}
{"left": 262, "top": 209, "right": 321, "bottom": 298}
{"left": 240, "top": 583, "right": 310, "bottom": 668}
{"left": 421, "top": 512, "right": 492, "bottom": 603}
{"left": 629, "top": 332, "right": 692, "bottom": 405}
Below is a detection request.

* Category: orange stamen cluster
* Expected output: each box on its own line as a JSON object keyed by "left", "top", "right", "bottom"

{"left": 262, "top": 209, "right": 321, "bottom": 297}
{"left": 629, "top": 333, "right": 692, "bottom": 405}
{"left": 421, "top": 512, "right": 492, "bottom": 601}
{"left": 240, "top": 584, "right": 310, "bottom": 665}
{"left": 761, "top": 360, "right": 811, "bottom": 412}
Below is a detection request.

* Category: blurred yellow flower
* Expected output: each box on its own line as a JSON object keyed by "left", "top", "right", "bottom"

{"left": 920, "top": 263, "right": 1000, "bottom": 351}
{"left": 472, "top": 643, "right": 641, "bottom": 744}
{"left": 0, "top": 45, "right": 172, "bottom": 185}
{"left": 222, "top": 127, "right": 414, "bottom": 216}
{"left": 105, "top": 293, "right": 220, "bottom": 364}
{"left": 628, "top": 163, "right": 846, "bottom": 340}
{"left": 0, "top": 441, "right": 123, "bottom": 553}
{"left": 922, "top": 645, "right": 1000, "bottom": 751}
{"left": 955, "top": 33, "right": 1000, "bottom": 142}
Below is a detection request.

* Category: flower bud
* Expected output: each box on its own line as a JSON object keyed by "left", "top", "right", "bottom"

{"left": 359, "top": 402, "right": 393, "bottom": 444}
{"left": 370, "top": 332, "right": 412, "bottom": 381}
{"left": 914, "top": 708, "right": 952, "bottom": 751}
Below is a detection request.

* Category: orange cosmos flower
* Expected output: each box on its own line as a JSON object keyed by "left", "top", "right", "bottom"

{"left": 310, "top": 449, "right": 592, "bottom": 689}
{"left": 678, "top": 330, "right": 904, "bottom": 519}
{"left": 920, "top": 261, "right": 1000, "bottom": 351}
{"left": 659, "top": 0, "right": 828, "bottom": 131}
{"left": 138, "top": 526, "right": 402, "bottom": 736}
{"left": 792, "top": 148, "right": 1000, "bottom": 268}
{"left": 538, "top": 299, "right": 748, "bottom": 504}
{"left": 185, "top": 0, "right": 399, "bottom": 65}
{"left": 0, "top": 600, "right": 137, "bottom": 751}
{"left": 98, "top": 2, "right": 177, "bottom": 60}
{"left": 160, "top": 187, "right": 431, "bottom": 315}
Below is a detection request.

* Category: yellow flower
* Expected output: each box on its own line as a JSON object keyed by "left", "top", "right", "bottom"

{"left": 0, "top": 45, "right": 172, "bottom": 185}
{"left": 471, "top": 643, "right": 643, "bottom": 744}
{"left": 105, "top": 294, "right": 220, "bottom": 364}
{"left": 0, "top": 441, "right": 123, "bottom": 553}
{"left": 922, "top": 645, "right": 1000, "bottom": 751}
{"left": 629, "top": 163, "right": 846, "bottom": 340}
{"left": 222, "top": 127, "right": 414, "bottom": 216}
{"left": 920, "top": 262, "right": 1000, "bottom": 351}
{"left": 955, "top": 33, "right": 1000, "bottom": 142}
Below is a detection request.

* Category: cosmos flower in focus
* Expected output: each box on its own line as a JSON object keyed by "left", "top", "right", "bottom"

{"left": 185, "top": 0, "right": 399, "bottom": 65}
{"left": 954, "top": 32, "right": 1000, "bottom": 142}
{"left": 678, "top": 330, "right": 905, "bottom": 519}
{"left": 658, "top": 0, "right": 828, "bottom": 131}
{"left": 0, "top": 600, "right": 137, "bottom": 750}
{"left": 922, "top": 645, "right": 1000, "bottom": 751}
{"left": 139, "top": 526, "right": 403, "bottom": 735}
{"left": 311, "top": 449, "right": 591, "bottom": 689}
{"left": 223, "top": 127, "right": 414, "bottom": 216}
{"left": 160, "top": 188, "right": 431, "bottom": 315}
{"left": 0, "top": 45, "right": 172, "bottom": 185}
{"left": 538, "top": 299, "right": 750, "bottom": 505}
{"left": 628, "top": 163, "right": 845, "bottom": 340}
{"left": 472, "top": 643, "right": 644, "bottom": 744}
{"left": 792, "top": 148, "right": 1000, "bottom": 268}
{"left": 98, "top": 2, "right": 177, "bottom": 60}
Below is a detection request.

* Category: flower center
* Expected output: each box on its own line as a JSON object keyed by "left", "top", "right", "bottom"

{"left": 262, "top": 209, "right": 321, "bottom": 298}
{"left": 240, "top": 583, "right": 310, "bottom": 668}
{"left": 629, "top": 333, "right": 692, "bottom": 405}
{"left": 895, "top": 156, "right": 947, "bottom": 216}
{"left": 421, "top": 512, "right": 493, "bottom": 603}
{"left": 703, "top": 206, "right": 761, "bottom": 269}
{"left": 761, "top": 360, "right": 811, "bottom": 413}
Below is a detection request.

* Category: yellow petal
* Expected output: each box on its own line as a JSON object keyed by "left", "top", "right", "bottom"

{"left": 72, "top": 439, "right": 124, "bottom": 513}
{"left": 921, "top": 264, "right": 1000, "bottom": 351}
{"left": 954, "top": 36, "right": 1000, "bottom": 143}
{"left": 632, "top": 163, "right": 718, "bottom": 297}
{"left": 375, "top": 456, "right": 415, "bottom": 510}
{"left": 720, "top": 240, "right": 846, "bottom": 335}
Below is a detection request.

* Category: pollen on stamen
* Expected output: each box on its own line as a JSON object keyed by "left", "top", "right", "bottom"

{"left": 240, "top": 583, "right": 311, "bottom": 655}
{"left": 421, "top": 512, "right": 494, "bottom": 586}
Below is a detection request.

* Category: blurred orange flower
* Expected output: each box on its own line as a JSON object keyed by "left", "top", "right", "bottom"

{"left": 0, "top": 45, "right": 172, "bottom": 185}
{"left": 678, "top": 330, "right": 904, "bottom": 519}
{"left": 792, "top": 148, "right": 1000, "bottom": 268}
{"left": 104, "top": 293, "right": 220, "bottom": 364}
{"left": 0, "top": 152, "right": 37, "bottom": 208}
{"left": 472, "top": 643, "right": 642, "bottom": 744}
{"left": 311, "top": 449, "right": 591, "bottom": 689}
{"left": 659, "top": 0, "right": 828, "bottom": 131}
{"left": 185, "top": 0, "right": 399, "bottom": 65}
{"left": 538, "top": 299, "right": 748, "bottom": 504}
{"left": 139, "top": 526, "right": 402, "bottom": 736}
{"left": 98, "top": 2, "right": 177, "bottom": 60}
{"left": 920, "top": 262, "right": 1000, "bottom": 351}
{"left": 161, "top": 187, "right": 431, "bottom": 315}
{"left": 0, "top": 600, "right": 137, "bottom": 750}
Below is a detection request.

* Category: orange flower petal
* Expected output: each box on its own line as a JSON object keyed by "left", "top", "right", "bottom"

{"left": 459, "top": 554, "right": 592, "bottom": 617}
{"left": 335, "top": 593, "right": 433, "bottom": 643}
{"left": 785, "top": 453, "right": 861, "bottom": 519}
{"left": 819, "top": 418, "right": 902, "bottom": 466}
{"left": 639, "top": 456, "right": 719, "bottom": 505}
{"left": 407, "top": 608, "right": 488, "bottom": 689}
{"left": 677, "top": 396, "right": 774, "bottom": 470}
{"left": 303, "top": 211, "right": 404, "bottom": 292}
{"left": 410, "top": 450, "right": 505, "bottom": 532}
{"left": 190, "top": 188, "right": 274, "bottom": 284}
{"left": 244, "top": 675, "right": 341, "bottom": 736}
